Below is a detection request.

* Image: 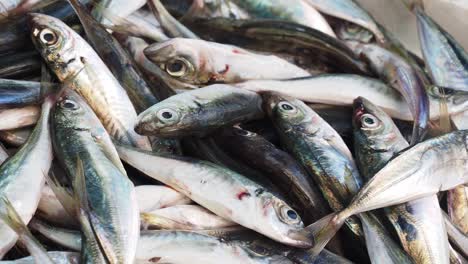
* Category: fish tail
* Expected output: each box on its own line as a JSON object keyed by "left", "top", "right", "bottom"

{"left": 302, "top": 211, "right": 348, "bottom": 255}
{"left": 0, "top": 197, "right": 56, "bottom": 263}
{"left": 0, "top": 197, "right": 29, "bottom": 236}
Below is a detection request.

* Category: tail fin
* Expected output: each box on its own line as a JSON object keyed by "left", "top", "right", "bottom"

{"left": 300, "top": 212, "right": 346, "bottom": 256}
{"left": 43, "top": 170, "right": 77, "bottom": 219}
{"left": 0, "top": 197, "right": 30, "bottom": 236}
{"left": 0, "top": 197, "right": 55, "bottom": 264}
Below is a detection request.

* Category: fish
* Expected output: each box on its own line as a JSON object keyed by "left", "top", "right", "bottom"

{"left": 0, "top": 79, "right": 42, "bottom": 107}
{"left": 0, "top": 0, "right": 85, "bottom": 55}
{"left": 116, "top": 143, "right": 312, "bottom": 248}
{"left": 68, "top": 0, "right": 159, "bottom": 114}
{"left": 185, "top": 18, "right": 369, "bottom": 74}
{"left": 135, "top": 185, "right": 192, "bottom": 212}
{"left": 144, "top": 38, "right": 310, "bottom": 85}
{"left": 0, "top": 251, "right": 80, "bottom": 264}
{"left": 0, "top": 197, "right": 55, "bottom": 264}
{"left": 229, "top": 0, "right": 336, "bottom": 37}
{"left": 0, "top": 92, "right": 53, "bottom": 257}
{"left": 448, "top": 186, "right": 468, "bottom": 234}
{"left": 353, "top": 97, "right": 450, "bottom": 264}
{"left": 235, "top": 75, "right": 468, "bottom": 122}
{"left": 303, "top": 129, "right": 468, "bottom": 254}
{"left": 51, "top": 89, "right": 139, "bottom": 264}
{"left": 0, "top": 51, "right": 41, "bottom": 79}
{"left": 348, "top": 42, "right": 430, "bottom": 144}
{"left": 0, "top": 105, "right": 40, "bottom": 131}
{"left": 147, "top": 0, "right": 199, "bottom": 39}
{"left": 213, "top": 126, "right": 330, "bottom": 224}
{"left": 415, "top": 7, "right": 468, "bottom": 92}
{"left": 304, "top": 0, "right": 385, "bottom": 43}
{"left": 0, "top": 127, "right": 32, "bottom": 146}
{"left": 90, "top": 0, "right": 146, "bottom": 25}
{"left": 262, "top": 92, "right": 412, "bottom": 262}
{"left": 162, "top": 0, "right": 250, "bottom": 20}
{"left": 29, "top": 13, "right": 152, "bottom": 150}
{"left": 141, "top": 204, "right": 237, "bottom": 230}
{"left": 135, "top": 84, "right": 264, "bottom": 138}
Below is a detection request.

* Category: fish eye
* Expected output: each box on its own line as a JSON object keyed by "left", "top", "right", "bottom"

{"left": 360, "top": 114, "right": 380, "bottom": 129}
{"left": 157, "top": 108, "right": 180, "bottom": 123}
{"left": 279, "top": 205, "right": 301, "bottom": 225}
{"left": 278, "top": 101, "right": 297, "bottom": 113}
{"left": 165, "top": 58, "right": 190, "bottom": 77}
{"left": 234, "top": 129, "right": 254, "bottom": 137}
{"left": 39, "top": 29, "right": 58, "bottom": 46}
{"left": 60, "top": 99, "right": 79, "bottom": 110}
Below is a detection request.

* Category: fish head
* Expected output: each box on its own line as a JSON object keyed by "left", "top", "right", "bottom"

{"left": 256, "top": 191, "right": 313, "bottom": 248}
{"left": 28, "top": 13, "right": 83, "bottom": 81}
{"left": 144, "top": 38, "right": 202, "bottom": 84}
{"left": 352, "top": 96, "right": 391, "bottom": 138}
{"left": 262, "top": 92, "right": 319, "bottom": 135}
{"left": 352, "top": 97, "right": 405, "bottom": 169}
{"left": 135, "top": 97, "right": 193, "bottom": 137}
{"left": 52, "top": 89, "right": 103, "bottom": 133}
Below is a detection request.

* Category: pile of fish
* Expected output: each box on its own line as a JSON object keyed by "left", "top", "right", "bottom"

{"left": 0, "top": 0, "right": 467, "bottom": 263}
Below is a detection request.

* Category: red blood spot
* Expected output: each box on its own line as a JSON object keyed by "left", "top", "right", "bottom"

{"left": 237, "top": 191, "right": 251, "bottom": 200}
{"left": 232, "top": 49, "right": 245, "bottom": 54}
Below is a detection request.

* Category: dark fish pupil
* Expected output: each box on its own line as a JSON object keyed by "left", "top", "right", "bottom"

{"left": 63, "top": 101, "right": 75, "bottom": 109}
{"left": 364, "top": 117, "right": 374, "bottom": 125}
{"left": 44, "top": 33, "right": 54, "bottom": 42}
{"left": 169, "top": 61, "right": 183, "bottom": 73}
{"left": 281, "top": 104, "right": 294, "bottom": 111}
{"left": 162, "top": 111, "right": 173, "bottom": 119}
{"left": 287, "top": 210, "right": 298, "bottom": 219}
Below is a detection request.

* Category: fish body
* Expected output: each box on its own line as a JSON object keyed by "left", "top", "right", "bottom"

{"left": 416, "top": 7, "right": 468, "bottom": 92}
{"left": 135, "top": 85, "right": 264, "bottom": 137}
{"left": 116, "top": 144, "right": 312, "bottom": 248}
{"left": 230, "top": 0, "right": 335, "bottom": 37}
{"left": 29, "top": 13, "right": 151, "bottom": 150}
{"left": 51, "top": 89, "right": 139, "bottom": 264}
{"left": 144, "top": 38, "right": 309, "bottom": 85}
{"left": 353, "top": 97, "right": 450, "bottom": 264}
{"left": 348, "top": 42, "right": 430, "bottom": 143}
{"left": 262, "top": 92, "right": 412, "bottom": 263}
{"left": 214, "top": 126, "right": 329, "bottom": 223}
{"left": 0, "top": 95, "right": 53, "bottom": 257}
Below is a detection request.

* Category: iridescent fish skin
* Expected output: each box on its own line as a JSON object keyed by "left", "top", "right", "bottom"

{"left": 0, "top": 95, "right": 53, "bottom": 257}
{"left": 116, "top": 143, "right": 312, "bottom": 248}
{"left": 416, "top": 7, "right": 468, "bottom": 92}
{"left": 29, "top": 13, "right": 151, "bottom": 150}
{"left": 144, "top": 38, "right": 309, "bottom": 85}
{"left": 135, "top": 85, "right": 264, "bottom": 138}
{"left": 52, "top": 89, "right": 139, "bottom": 264}
{"left": 304, "top": 0, "right": 384, "bottom": 42}
{"left": 353, "top": 97, "right": 449, "bottom": 264}
{"left": 230, "top": 0, "right": 336, "bottom": 37}
{"left": 348, "top": 42, "right": 430, "bottom": 144}
{"left": 262, "top": 92, "right": 411, "bottom": 263}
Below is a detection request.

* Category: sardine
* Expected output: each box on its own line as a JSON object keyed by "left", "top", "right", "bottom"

{"left": 353, "top": 97, "right": 449, "bottom": 264}
{"left": 144, "top": 38, "right": 309, "bottom": 85}
{"left": 116, "top": 143, "right": 312, "bottom": 248}
{"left": 51, "top": 89, "right": 139, "bottom": 263}
{"left": 29, "top": 13, "right": 151, "bottom": 150}
{"left": 135, "top": 84, "right": 264, "bottom": 138}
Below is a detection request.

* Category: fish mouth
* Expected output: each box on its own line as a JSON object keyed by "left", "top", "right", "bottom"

{"left": 352, "top": 97, "right": 367, "bottom": 127}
